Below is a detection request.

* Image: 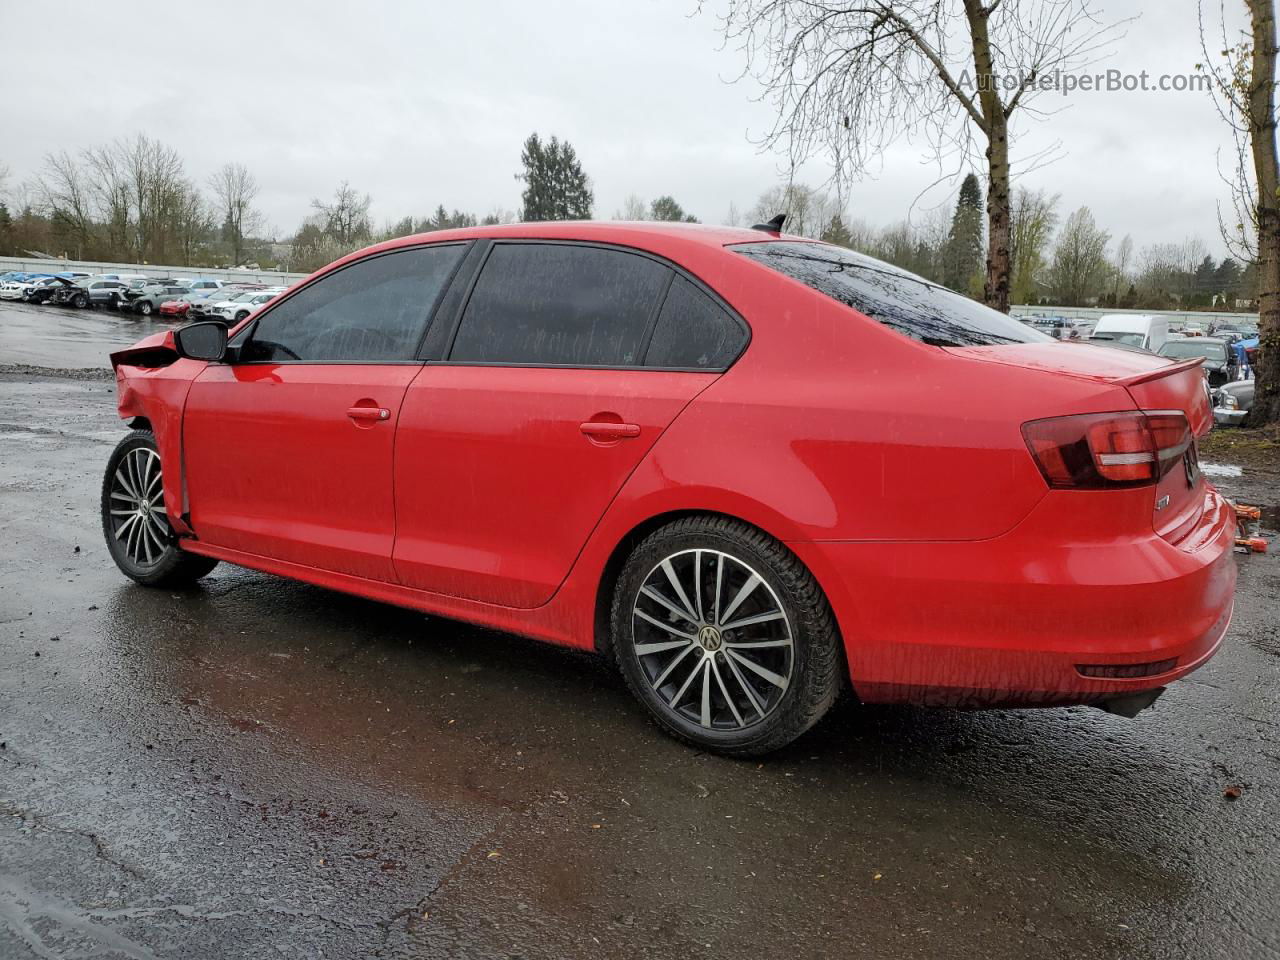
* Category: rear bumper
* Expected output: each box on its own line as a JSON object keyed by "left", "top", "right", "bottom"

{"left": 791, "top": 484, "right": 1237, "bottom": 709}
{"left": 1213, "top": 406, "right": 1249, "bottom": 426}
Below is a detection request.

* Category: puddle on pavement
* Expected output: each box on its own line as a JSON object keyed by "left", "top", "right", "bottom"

{"left": 1200, "top": 462, "right": 1244, "bottom": 478}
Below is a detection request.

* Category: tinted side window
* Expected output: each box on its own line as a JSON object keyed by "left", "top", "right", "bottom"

{"left": 645, "top": 276, "right": 745, "bottom": 369}
{"left": 450, "top": 244, "right": 669, "bottom": 366}
{"left": 242, "top": 245, "right": 464, "bottom": 362}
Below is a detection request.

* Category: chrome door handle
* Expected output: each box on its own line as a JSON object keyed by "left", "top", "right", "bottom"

{"left": 580, "top": 421, "right": 640, "bottom": 439}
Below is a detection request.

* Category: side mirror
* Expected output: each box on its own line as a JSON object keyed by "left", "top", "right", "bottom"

{"left": 174, "top": 321, "right": 227, "bottom": 362}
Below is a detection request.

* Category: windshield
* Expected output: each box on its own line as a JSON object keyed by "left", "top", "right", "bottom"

{"left": 1160, "top": 340, "right": 1228, "bottom": 361}
{"left": 732, "top": 241, "right": 1051, "bottom": 347}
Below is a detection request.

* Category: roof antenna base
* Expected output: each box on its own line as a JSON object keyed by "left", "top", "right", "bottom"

{"left": 750, "top": 214, "right": 786, "bottom": 234}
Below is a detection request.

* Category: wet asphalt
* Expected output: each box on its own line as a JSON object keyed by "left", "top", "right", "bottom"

{"left": 1, "top": 301, "right": 1278, "bottom": 959}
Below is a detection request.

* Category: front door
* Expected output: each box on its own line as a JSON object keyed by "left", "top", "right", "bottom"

{"left": 182, "top": 242, "right": 468, "bottom": 581}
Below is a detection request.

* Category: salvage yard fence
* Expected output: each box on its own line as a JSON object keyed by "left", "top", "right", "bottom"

{"left": 0, "top": 255, "right": 307, "bottom": 286}
{"left": 1010, "top": 304, "right": 1259, "bottom": 326}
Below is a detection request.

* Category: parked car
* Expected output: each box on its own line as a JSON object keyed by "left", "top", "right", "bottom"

{"left": 29, "top": 276, "right": 79, "bottom": 305}
{"left": 1213, "top": 379, "right": 1254, "bottom": 426}
{"left": 1158, "top": 337, "right": 1238, "bottom": 387}
{"left": 48, "top": 277, "right": 127, "bottom": 309}
{"left": 82, "top": 278, "right": 132, "bottom": 309}
{"left": 1088, "top": 314, "right": 1169, "bottom": 352}
{"left": 19, "top": 276, "right": 72, "bottom": 303}
{"left": 102, "top": 222, "right": 1235, "bottom": 755}
{"left": 0, "top": 274, "right": 54, "bottom": 300}
{"left": 122, "top": 282, "right": 191, "bottom": 316}
{"left": 188, "top": 284, "right": 265, "bottom": 318}
{"left": 206, "top": 290, "right": 280, "bottom": 324}
{"left": 158, "top": 297, "right": 196, "bottom": 320}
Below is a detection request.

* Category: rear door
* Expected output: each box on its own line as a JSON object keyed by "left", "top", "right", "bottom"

{"left": 392, "top": 241, "right": 747, "bottom": 607}
{"left": 183, "top": 243, "right": 467, "bottom": 581}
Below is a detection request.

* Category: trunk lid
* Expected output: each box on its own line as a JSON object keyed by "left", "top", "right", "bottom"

{"left": 948, "top": 342, "right": 1213, "bottom": 544}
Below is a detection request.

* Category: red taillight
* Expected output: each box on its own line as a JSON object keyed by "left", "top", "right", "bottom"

{"left": 1022, "top": 411, "right": 1191, "bottom": 489}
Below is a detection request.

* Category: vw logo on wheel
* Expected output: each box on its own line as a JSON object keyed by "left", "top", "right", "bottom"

{"left": 697, "top": 625, "right": 723, "bottom": 652}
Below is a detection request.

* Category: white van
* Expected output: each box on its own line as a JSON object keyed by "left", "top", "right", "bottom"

{"left": 1088, "top": 314, "right": 1169, "bottom": 352}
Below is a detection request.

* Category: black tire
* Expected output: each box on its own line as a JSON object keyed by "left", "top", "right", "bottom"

{"left": 137, "top": 301, "right": 153, "bottom": 316}
{"left": 73, "top": 293, "right": 89, "bottom": 309}
{"left": 610, "top": 515, "right": 842, "bottom": 756}
{"left": 101, "top": 429, "right": 219, "bottom": 587}
{"left": 234, "top": 310, "right": 250, "bottom": 322}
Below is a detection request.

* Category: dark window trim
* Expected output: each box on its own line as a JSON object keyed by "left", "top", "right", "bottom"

{"left": 415, "top": 239, "right": 490, "bottom": 360}
{"left": 636, "top": 271, "right": 676, "bottom": 365}
{"left": 437, "top": 238, "right": 751, "bottom": 372}
{"left": 228, "top": 240, "right": 471, "bottom": 366}
{"left": 425, "top": 360, "right": 726, "bottom": 374}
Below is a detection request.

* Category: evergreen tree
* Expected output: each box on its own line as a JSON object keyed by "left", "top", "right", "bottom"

{"left": 517, "top": 133, "right": 593, "bottom": 221}
{"left": 942, "top": 174, "right": 984, "bottom": 293}
{"left": 1214, "top": 257, "right": 1242, "bottom": 302}
{"left": 0, "top": 202, "right": 11, "bottom": 255}
{"left": 820, "top": 214, "right": 853, "bottom": 247}
{"left": 649, "top": 195, "right": 698, "bottom": 222}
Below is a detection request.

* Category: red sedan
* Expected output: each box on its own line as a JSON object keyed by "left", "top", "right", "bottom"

{"left": 102, "top": 221, "right": 1235, "bottom": 754}
{"left": 157, "top": 299, "right": 192, "bottom": 320}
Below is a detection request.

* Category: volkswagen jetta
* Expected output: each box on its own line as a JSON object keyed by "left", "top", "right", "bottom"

{"left": 102, "top": 221, "right": 1236, "bottom": 755}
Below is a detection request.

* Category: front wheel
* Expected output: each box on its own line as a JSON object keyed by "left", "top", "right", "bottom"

{"left": 101, "top": 430, "right": 219, "bottom": 586}
{"left": 136, "top": 301, "right": 153, "bottom": 316}
{"left": 73, "top": 293, "right": 89, "bottom": 309}
{"left": 611, "top": 516, "right": 843, "bottom": 756}
{"left": 234, "top": 310, "right": 250, "bottom": 322}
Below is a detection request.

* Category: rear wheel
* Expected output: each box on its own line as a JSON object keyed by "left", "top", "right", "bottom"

{"left": 101, "top": 430, "right": 218, "bottom": 586}
{"left": 611, "top": 516, "right": 842, "bottom": 756}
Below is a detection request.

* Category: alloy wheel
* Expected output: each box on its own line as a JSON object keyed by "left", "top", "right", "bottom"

{"left": 631, "top": 549, "right": 794, "bottom": 730}
{"left": 107, "top": 447, "right": 171, "bottom": 566}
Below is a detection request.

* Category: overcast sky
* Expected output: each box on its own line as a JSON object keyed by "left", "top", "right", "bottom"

{"left": 3, "top": 0, "right": 1250, "bottom": 256}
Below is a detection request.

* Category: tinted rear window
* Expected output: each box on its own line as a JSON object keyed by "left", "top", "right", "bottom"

{"left": 645, "top": 276, "right": 746, "bottom": 369}
{"left": 450, "top": 243, "right": 669, "bottom": 366}
{"left": 732, "top": 241, "right": 1051, "bottom": 347}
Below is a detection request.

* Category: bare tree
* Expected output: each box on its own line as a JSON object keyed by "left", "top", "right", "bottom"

{"left": 209, "top": 163, "right": 262, "bottom": 267}
{"left": 1009, "top": 187, "right": 1059, "bottom": 305}
{"left": 614, "top": 194, "right": 649, "bottom": 220}
{"left": 1046, "top": 206, "right": 1110, "bottom": 306}
{"left": 1112, "top": 233, "right": 1134, "bottom": 301}
{"left": 38, "top": 151, "right": 96, "bottom": 259}
{"left": 718, "top": 0, "right": 1121, "bottom": 312}
{"left": 172, "top": 180, "right": 213, "bottom": 266}
{"left": 312, "top": 181, "right": 372, "bottom": 246}
{"left": 1200, "top": 0, "right": 1279, "bottom": 424}
{"left": 749, "top": 183, "right": 840, "bottom": 238}
{"left": 84, "top": 145, "right": 133, "bottom": 257}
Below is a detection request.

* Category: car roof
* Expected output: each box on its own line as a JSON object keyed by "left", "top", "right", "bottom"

{"left": 322, "top": 220, "right": 794, "bottom": 274}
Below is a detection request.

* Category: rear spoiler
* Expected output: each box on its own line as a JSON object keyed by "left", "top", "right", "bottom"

{"left": 1114, "top": 356, "right": 1203, "bottom": 387}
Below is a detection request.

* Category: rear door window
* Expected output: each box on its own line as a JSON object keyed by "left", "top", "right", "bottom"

{"left": 449, "top": 243, "right": 669, "bottom": 366}
{"left": 733, "top": 240, "right": 1051, "bottom": 347}
{"left": 644, "top": 275, "right": 746, "bottom": 369}
{"left": 240, "top": 244, "right": 465, "bottom": 363}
